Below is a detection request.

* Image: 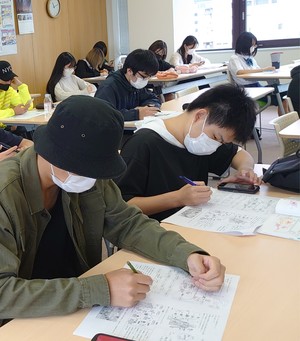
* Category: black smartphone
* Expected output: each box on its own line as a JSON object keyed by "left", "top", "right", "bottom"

{"left": 0, "top": 142, "right": 18, "bottom": 152}
{"left": 217, "top": 182, "right": 260, "bottom": 194}
{"left": 91, "top": 333, "right": 134, "bottom": 341}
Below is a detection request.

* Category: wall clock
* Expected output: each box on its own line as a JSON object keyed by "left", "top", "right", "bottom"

{"left": 46, "top": 0, "right": 61, "bottom": 18}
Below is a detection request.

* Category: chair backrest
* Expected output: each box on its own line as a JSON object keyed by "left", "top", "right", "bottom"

{"left": 175, "top": 86, "right": 199, "bottom": 99}
{"left": 285, "top": 96, "right": 295, "bottom": 112}
{"left": 269, "top": 111, "right": 300, "bottom": 157}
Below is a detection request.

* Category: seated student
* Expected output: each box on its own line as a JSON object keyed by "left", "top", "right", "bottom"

{"left": 46, "top": 52, "right": 96, "bottom": 102}
{"left": 75, "top": 47, "right": 105, "bottom": 84}
{"left": 0, "top": 128, "right": 33, "bottom": 161}
{"left": 148, "top": 40, "right": 175, "bottom": 71}
{"left": 228, "top": 31, "right": 287, "bottom": 115}
{"left": 95, "top": 49, "right": 161, "bottom": 121}
{"left": 169, "top": 35, "right": 210, "bottom": 67}
{"left": 0, "top": 60, "right": 33, "bottom": 119}
{"left": 287, "top": 65, "right": 300, "bottom": 117}
{"left": 0, "top": 95, "right": 225, "bottom": 324}
{"left": 93, "top": 41, "right": 115, "bottom": 73}
{"left": 116, "top": 84, "right": 261, "bottom": 222}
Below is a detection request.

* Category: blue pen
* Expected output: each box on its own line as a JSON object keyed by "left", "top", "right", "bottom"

{"left": 179, "top": 175, "right": 197, "bottom": 186}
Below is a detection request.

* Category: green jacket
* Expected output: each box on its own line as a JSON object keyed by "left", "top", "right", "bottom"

{"left": 0, "top": 147, "right": 207, "bottom": 320}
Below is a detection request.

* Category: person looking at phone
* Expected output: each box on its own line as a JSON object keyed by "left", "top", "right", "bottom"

{"left": 0, "top": 95, "right": 225, "bottom": 324}
{"left": 116, "top": 84, "right": 261, "bottom": 221}
{"left": 0, "top": 128, "right": 33, "bottom": 161}
{"left": 0, "top": 60, "right": 33, "bottom": 119}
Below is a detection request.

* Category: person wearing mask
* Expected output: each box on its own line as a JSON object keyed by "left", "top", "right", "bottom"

{"left": 0, "top": 95, "right": 225, "bottom": 324}
{"left": 93, "top": 41, "right": 114, "bottom": 73}
{"left": 0, "top": 60, "right": 33, "bottom": 119}
{"left": 75, "top": 47, "right": 105, "bottom": 84}
{"left": 46, "top": 52, "right": 96, "bottom": 102}
{"left": 148, "top": 40, "right": 175, "bottom": 71}
{"left": 116, "top": 84, "right": 261, "bottom": 222}
{"left": 169, "top": 35, "right": 210, "bottom": 67}
{"left": 95, "top": 49, "right": 161, "bottom": 121}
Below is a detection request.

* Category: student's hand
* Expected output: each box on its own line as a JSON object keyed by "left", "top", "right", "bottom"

{"left": 177, "top": 181, "right": 212, "bottom": 206}
{"left": 187, "top": 253, "right": 226, "bottom": 292}
{"left": 18, "top": 138, "right": 33, "bottom": 151}
{"left": 24, "top": 99, "right": 33, "bottom": 110}
{"left": 105, "top": 268, "right": 153, "bottom": 307}
{"left": 87, "top": 84, "right": 95, "bottom": 94}
{"left": 13, "top": 104, "right": 29, "bottom": 115}
{"left": 221, "top": 169, "right": 262, "bottom": 185}
{"left": 10, "top": 77, "right": 23, "bottom": 88}
{"left": 0, "top": 145, "right": 18, "bottom": 160}
{"left": 137, "top": 106, "right": 160, "bottom": 120}
{"left": 191, "top": 61, "right": 205, "bottom": 67}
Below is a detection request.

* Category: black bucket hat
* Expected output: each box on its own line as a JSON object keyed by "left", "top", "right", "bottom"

{"left": 34, "top": 95, "right": 126, "bottom": 179}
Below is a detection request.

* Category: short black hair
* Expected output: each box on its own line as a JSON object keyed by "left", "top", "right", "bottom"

{"left": 122, "top": 49, "right": 159, "bottom": 77}
{"left": 186, "top": 84, "right": 257, "bottom": 143}
{"left": 235, "top": 31, "right": 258, "bottom": 56}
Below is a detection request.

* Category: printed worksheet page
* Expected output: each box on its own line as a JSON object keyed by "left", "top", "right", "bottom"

{"left": 162, "top": 189, "right": 279, "bottom": 235}
{"left": 74, "top": 262, "right": 240, "bottom": 341}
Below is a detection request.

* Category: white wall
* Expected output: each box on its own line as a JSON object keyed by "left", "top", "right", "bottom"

{"left": 127, "top": 0, "right": 300, "bottom": 67}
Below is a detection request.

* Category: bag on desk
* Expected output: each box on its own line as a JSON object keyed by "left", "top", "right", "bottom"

{"left": 262, "top": 150, "right": 300, "bottom": 193}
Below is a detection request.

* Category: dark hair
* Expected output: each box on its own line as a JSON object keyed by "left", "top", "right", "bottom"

{"left": 148, "top": 40, "right": 168, "bottom": 60}
{"left": 93, "top": 41, "right": 108, "bottom": 56}
{"left": 122, "top": 49, "right": 159, "bottom": 76}
{"left": 46, "top": 52, "right": 76, "bottom": 102}
{"left": 186, "top": 84, "right": 257, "bottom": 143}
{"left": 235, "top": 31, "right": 258, "bottom": 56}
{"left": 177, "top": 35, "right": 199, "bottom": 64}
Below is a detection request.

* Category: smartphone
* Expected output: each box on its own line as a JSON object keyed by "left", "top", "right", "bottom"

{"left": 217, "top": 182, "right": 260, "bottom": 194}
{"left": 0, "top": 142, "right": 18, "bottom": 152}
{"left": 91, "top": 334, "right": 134, "bottom": 341}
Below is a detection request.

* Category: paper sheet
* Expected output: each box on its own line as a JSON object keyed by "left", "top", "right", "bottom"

{"left": 162, "top": 189, "right": 279, "bottom": 235}
{"left": 74, "top": 262, "right": 240, "bottom": 341}
{"left": 3, "top": 109, "right": 46, "bottom": 120}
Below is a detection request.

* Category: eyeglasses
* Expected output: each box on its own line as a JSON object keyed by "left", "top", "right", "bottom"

{"left": 136, "top": 71, "right": 151, "bottom": 80}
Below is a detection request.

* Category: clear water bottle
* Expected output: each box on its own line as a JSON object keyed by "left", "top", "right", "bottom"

{"left": 44, "top": 94, "right": 53, "bottom": 114}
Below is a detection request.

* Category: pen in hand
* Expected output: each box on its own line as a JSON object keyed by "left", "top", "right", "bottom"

{"left": 147, "top": 104, "right": 161, "bottom": 112}
{"left": 179, "top": 175, "right": 197, "bottom": 186}
{"left": 127, "top": 261, "right": 138, "bottom": 273}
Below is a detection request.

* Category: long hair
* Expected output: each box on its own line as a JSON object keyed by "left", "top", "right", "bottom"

{"left": 93, "top": 41, "right": 108, "bottom": 57}
{"left": 235, "top": 32, "right": 258, "bottom": 56}
{"left": 46, "top": 52, "right": 76, "bottom": 102}
{"left": 177, "top": 35, "right": 199, "bottom": 64}
{"left": 86, "top": 48, "right": 104, "bottom": 71}
{"left": 148, "top": 40, "right": 168, "bottom": 60}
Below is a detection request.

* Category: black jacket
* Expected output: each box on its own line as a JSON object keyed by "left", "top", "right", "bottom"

{"left": 287, "top": 65, "right": 300, "bottom": 116}
{"left": 95, "top": 70, "right": 161, "bottom": 121}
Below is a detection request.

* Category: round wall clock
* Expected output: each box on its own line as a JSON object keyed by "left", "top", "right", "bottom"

{"left": 46, "top": 0, "right": 61, "bottom": 18}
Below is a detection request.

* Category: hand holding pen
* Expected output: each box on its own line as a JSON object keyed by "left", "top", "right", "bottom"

{"left": 177, "top": 175, "right": 212, "bottom": 207}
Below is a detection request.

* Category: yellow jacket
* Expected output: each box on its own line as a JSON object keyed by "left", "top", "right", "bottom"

{"left": 0, "top": 84, "right": 33, "bottom": 119}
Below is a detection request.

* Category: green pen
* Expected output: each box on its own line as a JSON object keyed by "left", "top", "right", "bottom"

{"left": 127, "top": 261, "right": 138, "bottom": 273}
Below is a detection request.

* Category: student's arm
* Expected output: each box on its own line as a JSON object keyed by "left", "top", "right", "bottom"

{"left": 10, "top": 79, "right": 33, "bottom": 110}
{"left": 236, "top": 66, "right": 275, "bottom": 75}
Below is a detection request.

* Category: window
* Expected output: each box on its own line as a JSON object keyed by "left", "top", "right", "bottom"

{"left": 181, "top": 0, "right": 299, "bottom": 50}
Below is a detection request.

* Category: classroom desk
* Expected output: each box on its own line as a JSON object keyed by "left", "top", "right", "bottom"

{"left": 0, "top": 183, "right": 298, "bottom": 341}
{"left": 279, "top": 119, "right": 300, "bottom": 139}
{"left": 236, "top": 63, "right": 294, "bottom": 115}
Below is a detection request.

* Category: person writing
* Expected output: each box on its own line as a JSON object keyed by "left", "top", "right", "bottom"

{"left": 95, "top": 49, "right": 161, "bottom": 121}
{"left": 46, "top": 52, "right": 96, "bottom": 102}
{"left": 116, "top": 84, "right": 261, "bottom": 221}
{"left": 0, "top": 60, "right": 33, "bottom": 119}
{"left": 148, "top": 40, "right": 175, "bottom": 71}
{"left": 0, "top": 95, "right": 225, "bottom": 324}
{"left": 93, "top": 41, "right": 115, "bottom": 73}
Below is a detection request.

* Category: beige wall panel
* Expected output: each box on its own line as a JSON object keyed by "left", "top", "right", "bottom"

{"left": 0, "top": 0, "right": 107, "bottom": 100}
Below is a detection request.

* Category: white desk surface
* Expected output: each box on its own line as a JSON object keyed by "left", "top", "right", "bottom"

{"left": 279, "top": 119, "right": 300, "bottom": 139}
{"left": 236, "top": 63, "right": 294, "bottom": 81}
{"left": 0, "top": 183, "right": 298, "bottom": 341}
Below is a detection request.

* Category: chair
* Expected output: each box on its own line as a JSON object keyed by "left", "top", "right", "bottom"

{"left": 269, "top": 111, "right": 300, "bottom": 157}
{"left": 284, "top": 96, "right": 295, "bottom": 112}
{"left": 175, "top": 86, "right": 199, "bottom": 99}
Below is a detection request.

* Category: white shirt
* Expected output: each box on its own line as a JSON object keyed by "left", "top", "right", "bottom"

{"left": 228, "top": 54, "right": 260, "bottom": 86}
{"left": 54, "top": 74, "right": 96, "bottom": 101}
{"left": 169, "top": 51, "right": 210, "bottom": 66}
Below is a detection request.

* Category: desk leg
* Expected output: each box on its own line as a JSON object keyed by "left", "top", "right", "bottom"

{"left": 252, "top": 127, "right": 262, "bottom": 164}
{"left": 276, "top": 92, "right": 285, "bottom": 116}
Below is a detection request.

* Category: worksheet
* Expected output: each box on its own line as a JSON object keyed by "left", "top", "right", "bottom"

{"left": 74, "top": 262, "right": 240, "bottom": 341}
{"left": 258, "top": 198, "right": 300, "bottom": 240}
{"left": 3, "top": 109, "right": 46, "bottom": 120}
{"left": 162, "top": 189, "right": 279, "bottom": 235}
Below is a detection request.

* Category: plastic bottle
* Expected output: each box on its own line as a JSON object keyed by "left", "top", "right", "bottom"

{"left": 44, "top": 93, "right": 53, "bottom": 114}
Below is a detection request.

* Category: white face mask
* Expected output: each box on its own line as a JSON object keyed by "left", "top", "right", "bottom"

{"left": 130, "top": 76, "right": 148, "bottom": 89}
{"left": 63, "top": 68, "right": 75, "bottom": 77}
{"left": 187, "top": 48, "right": 195, "bottom": 55}
{"left": 184, "top": 116, "right": 222, "bottom": 155}
{"left": 249, "top": 46, "right": 256, "bottom": 55}
{"left": 50, "top": 165, "right": 96, "bottom": 193}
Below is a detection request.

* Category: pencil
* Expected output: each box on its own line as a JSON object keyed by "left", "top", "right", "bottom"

{"left": 127, "top": 261, "right": 138, "bottom": 273}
